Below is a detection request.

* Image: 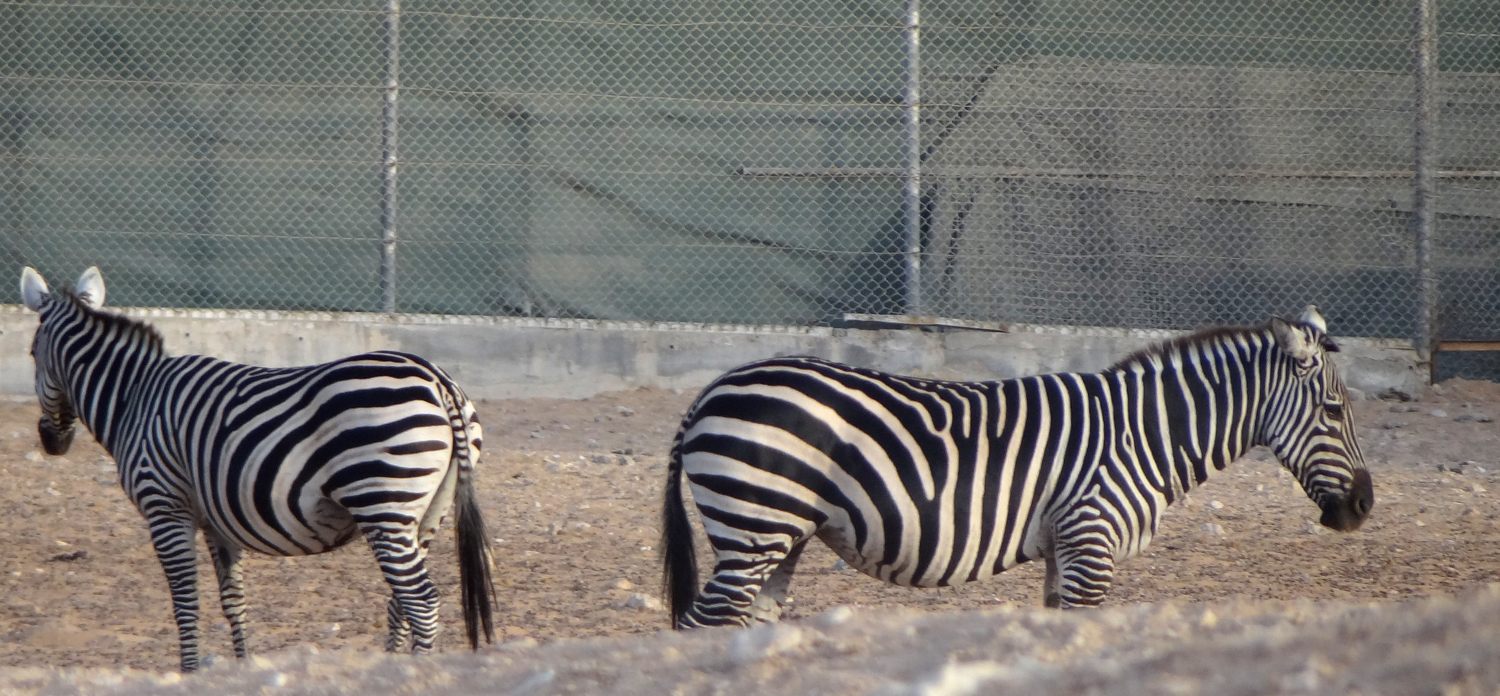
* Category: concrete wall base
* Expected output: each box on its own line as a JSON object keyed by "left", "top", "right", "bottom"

{"left": 0, "top": 306, "right": 1425, "bottom": 402}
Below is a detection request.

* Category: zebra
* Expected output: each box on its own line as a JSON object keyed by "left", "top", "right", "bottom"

{"left": 661, "top": 306, "right": 1374, "bottom": 627}
{"left": 19, "top": 266, "right": 496, "bottom": 671}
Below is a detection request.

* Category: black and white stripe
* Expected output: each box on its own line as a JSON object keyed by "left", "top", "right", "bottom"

{"left": 21, "top": 267, "right": 495, "bottom": 671}
{"left": 662, "top": 306, "right": 1373, "bottom": 627}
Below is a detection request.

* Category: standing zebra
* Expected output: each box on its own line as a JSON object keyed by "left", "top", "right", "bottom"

{"left": 20, "top": 267, "right": 495, "bottom": 671}
{"left": 662, "top": 307, "right": 1374, "bottom": 627}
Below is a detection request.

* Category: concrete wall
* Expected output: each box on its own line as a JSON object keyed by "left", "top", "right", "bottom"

{"left": 0, "top": 305, "right": 1425, "bottom": 402}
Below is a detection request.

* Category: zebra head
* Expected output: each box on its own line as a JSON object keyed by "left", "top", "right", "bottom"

{"left": 20, "top": 266, "right": 107, "bottom": 456}
{"left": 1262, "top": 305, "right": 1373, "bottom": 532}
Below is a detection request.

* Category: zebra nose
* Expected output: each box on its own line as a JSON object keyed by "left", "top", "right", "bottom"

{"left": 1349, "top": 469, "right": 1374, "bottom": 519}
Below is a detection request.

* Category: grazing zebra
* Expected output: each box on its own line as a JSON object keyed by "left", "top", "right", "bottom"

{"left": 20, "top": 267, "right": 495, "bottom": 671}
{"left": 662, "top": 307, "right": 1374, "bottom": 627}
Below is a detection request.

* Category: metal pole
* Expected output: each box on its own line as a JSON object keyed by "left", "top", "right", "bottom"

{"left": 379, "top": 0, "right": 401, "bottom": 313}
{"left": 901, "top": 0, "right": 922, "bottom": 316}
{"left": 1412, "top": 0, "right": 1437, "bottom": 370}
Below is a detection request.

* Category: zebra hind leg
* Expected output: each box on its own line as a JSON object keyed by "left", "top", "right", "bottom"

{"left": 385, "top": 597, "right": 412, "bottom": 652}
{"left": 750, "top": 540, "right": 807, "bottom": 622}
{"left": 203, "top": 529, "right": 251, "bottom": 659}
{"left": 360, "top": 523, "right": 441, "bottom": 653}
{"left": 686, "top": 530, "right": 809, "bottom": 628}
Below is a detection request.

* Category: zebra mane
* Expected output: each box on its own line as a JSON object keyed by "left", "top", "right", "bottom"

{"left": 54, "top": 286, "right": 166, "bottom": 356}
{"left": 1106, "top": 324, "right": 1266, "bottom": 372}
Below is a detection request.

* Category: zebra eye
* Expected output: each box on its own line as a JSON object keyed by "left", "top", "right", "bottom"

{"left": 1323, "top": 403, "right": 1344, "bottom": 420}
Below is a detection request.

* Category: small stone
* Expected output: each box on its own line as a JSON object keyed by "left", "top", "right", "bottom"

{"left": 613, "top": 578, "right": 635, "bottom": 591}
{"left": 1304, "top": 523, "right": 1327, "bottom": 535}
{"left": 1209, "top": 500, "right": 1224, "bottom": 510}
{"left": 571, "top": 521, "right": 592, "bottom": 531}
{"left": 1456, "top": 413, "right": 1476, "bottom": 422}
{"left": 591, "top": 454, "right": 612, "bottom": 464}
{"left": 615, "top": 406, "right": 635, "bottom": 417}
{"left": 1477, "top": 414, "right": 1494, "bottom": 423}
{"left": 1388, "top": 404, "right": 1406, "bottom": 413}
{"left": 1473, "top": 484, "right": 1487, "bottom": 494}
{"left": 49, "top": 549, "right": 88, "bottom": 562}
{"left": 672, "top": 388, "right": 685, "bottom": 396}
{"left": 529, "top": 431, "right": 545, "bottom": 439}
{"left": 830, "top": 559, "right": 851, "bottom": 571}
{"left": 546, "top": 522, "right": 564, "bottom": 535}
{"left": 616, "top": 455, "right": 633, "bottom": 466}
{"left": 325, "top": 623, "right": 340, "bottom": 634}
{"left": 587, "top": 439, "right": 601, "bottom": 449}
{"left": 24, "top": 451, "right": 43, "bottom": 462}
{"left": 266, "top": 673, "right": 287, "bottom": 688}
{"left": 1415, "top": 520, "right": 1426, "bottom": 527}
{"left": 1201, "top": 523, "right": 1223, "bottom": 535}
{"left": 1430, "top": 410, "right": 1448, "bottom": 418}
{"left": 625, "top": 593, "right": 663, "bottom": 611}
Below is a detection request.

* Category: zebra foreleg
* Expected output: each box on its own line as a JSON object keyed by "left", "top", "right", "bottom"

{"left": 1043, "top": 554, "right": 1062, "bottom": 608}
{"left": 146, "top": 512, "right": 206, "bottom": 672}
{"left": 360, "top": 524, "right": 441, "bottom": 654}
{"left": 203, "top": 528, "right": 250, "bottom": 659}
{"left": 1052, "top": 536, "right": 1116, "bottom": 609}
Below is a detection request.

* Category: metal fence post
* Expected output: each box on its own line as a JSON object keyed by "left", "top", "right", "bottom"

{"left": 379, "top": 0, "right": 402, "bottom": 313}
{"left": 1412, "top": 0, "right": 1437, "bottom": 372}
{"left": 901, "top": 0, "right": 922, "bottom": 316}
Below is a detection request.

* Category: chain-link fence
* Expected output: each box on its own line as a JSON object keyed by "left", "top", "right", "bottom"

{"left": 3, "top": 0, "right": 1498, "bottom": 347}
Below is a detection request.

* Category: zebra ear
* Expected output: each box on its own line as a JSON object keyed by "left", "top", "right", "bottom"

{"left": 20, "top": 267, "right": 50, "bottom": 312}
{"left": 1298, "top": 304, "right": 1328, "bottom": 333}
{"left": 75, "top": 266, "right": 106, "bottom": 308}
{"left": 1271, "top": 316, "right": 1316, "bottom": 363}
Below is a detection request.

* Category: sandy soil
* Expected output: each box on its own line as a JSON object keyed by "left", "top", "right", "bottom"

{"left": 2, "top": 377, "right": 1500, "bottom": 692}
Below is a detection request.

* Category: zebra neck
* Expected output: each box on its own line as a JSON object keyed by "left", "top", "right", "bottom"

{"left": 57, "top": 312, "right": 166, "bottom": 453}
{"left": 1123, "top": 333, "right": 1269, "bottom": 498}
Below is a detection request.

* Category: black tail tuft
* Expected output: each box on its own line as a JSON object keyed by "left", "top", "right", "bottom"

{"left": 661, "top": 434, "right": 699, "bottom": 629}
{"left": 455, "top": 479, "right": 496, "bottom": 649}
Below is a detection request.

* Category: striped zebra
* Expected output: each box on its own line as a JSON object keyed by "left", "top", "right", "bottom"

{"left": 20, "top": 267, "right": 496, "bottom": 671}
{"left": 662, "top": 307, "right": 1374, "bottom": 627}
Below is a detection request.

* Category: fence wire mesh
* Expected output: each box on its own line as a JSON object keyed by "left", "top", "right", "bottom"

{"left": 2, "top": 0, "right": 1498, "bottom": 342}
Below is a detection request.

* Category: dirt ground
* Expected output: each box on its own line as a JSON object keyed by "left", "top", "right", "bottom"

{"left": 2, "top": 376, "right": 1500, "bottom": 682}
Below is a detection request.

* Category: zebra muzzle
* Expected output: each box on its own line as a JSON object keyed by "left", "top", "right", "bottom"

{"left": 1318, "top": 468, "right": 1374, "bottom": 532}
{"left": 38, "top": 418, "right": 75, "bottom": 456}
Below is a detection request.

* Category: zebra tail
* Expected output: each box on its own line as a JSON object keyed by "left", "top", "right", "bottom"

{"left": 455, "top": 467, "right": 496, "bottom": 650}
{"left": 661, "top": 430, "right": 699, "bottom": 629}
{"left": 439, "top": 375, "right": 495, "bottom": 651}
